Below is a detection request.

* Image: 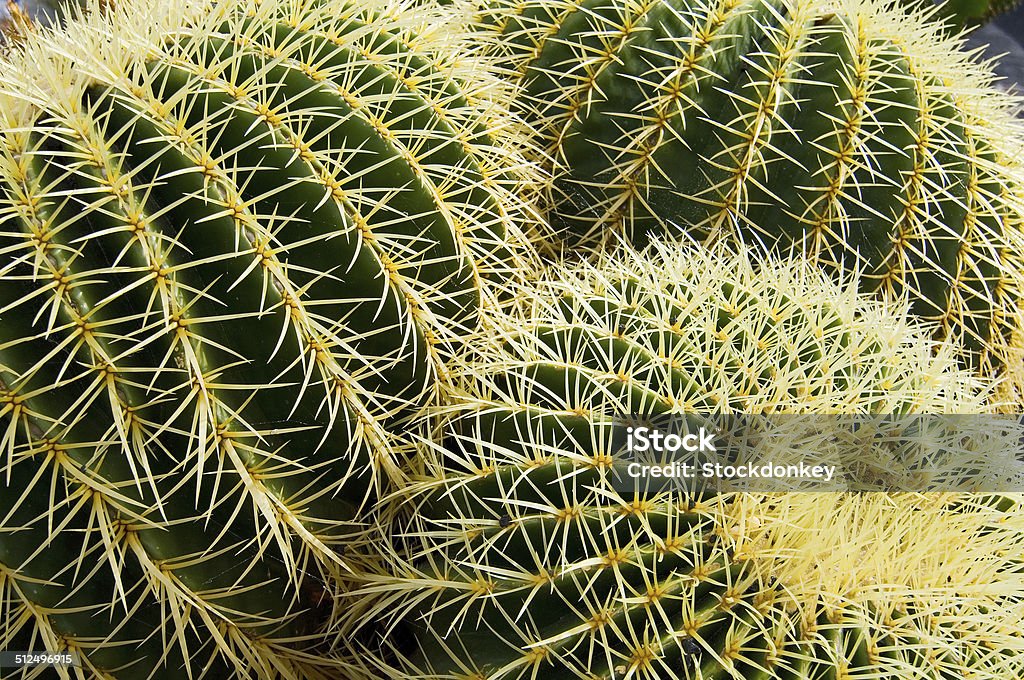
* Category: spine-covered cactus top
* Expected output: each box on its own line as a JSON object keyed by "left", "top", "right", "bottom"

{"left": 342, "top": 243, "right": 1024, "bottom": 679}
{"left": 0, "top": 0, "right": 536, "bottom": 675}
{"left": 457, "top": 0, "right": 1024, "bottom": 389}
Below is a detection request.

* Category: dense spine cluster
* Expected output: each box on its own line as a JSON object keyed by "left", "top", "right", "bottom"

{"left": 0, "top": 0, "right": 535, "bottom": 675}
{"left": 458, "top": 0, "right": 1024, "bottom": 384}
{"left": 358, "top": 466, "right": 1024, "bottom": 678}
{"left": 467, "top": 242, "right": 987, "bottom": 413}
{"left": 344, "top": 244, "right": 1024, "bottom": 679}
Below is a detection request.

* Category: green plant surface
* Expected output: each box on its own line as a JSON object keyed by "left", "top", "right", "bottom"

{"left": 342, "top": 242, "right": 1024, "bottom": 679}
{"left": 452, "top": 0, "right": 1024, "bottom": 392}
{"left": 0, "top": 0, "right": 537, "bottom": 675}
{"left": 909, "top": 0, "right": 1023, "bottom": 33}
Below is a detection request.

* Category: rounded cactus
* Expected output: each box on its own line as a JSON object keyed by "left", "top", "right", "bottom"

{"left": 357, "top": 479, "right": 1024, "bottom": 679}
{"left": 0, "top": 0, "right": 537, "bottom": 674}
{"left": 458, "top": 239, "right": 991, "bottom": 414}
{"left": 452, "top": 0, "right": 1024, "bottom": 388}
{"left": 341, "top": 242, "right": 1024, "bottom": 679}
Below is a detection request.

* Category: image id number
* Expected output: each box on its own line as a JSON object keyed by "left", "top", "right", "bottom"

{"left": 0, "top": 651, "right": 81, "bottom": 668}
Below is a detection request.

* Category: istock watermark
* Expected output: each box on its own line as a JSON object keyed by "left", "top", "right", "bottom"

{"left": 625, "top": 425, "right": 716, "bottom": 453}
{"left": 609, "top": 414, "right": 1024, "bottom": 493}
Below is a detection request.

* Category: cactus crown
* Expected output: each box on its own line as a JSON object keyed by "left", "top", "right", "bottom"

{"left": 469, "top": 240, "right": 989, "bottom": 413}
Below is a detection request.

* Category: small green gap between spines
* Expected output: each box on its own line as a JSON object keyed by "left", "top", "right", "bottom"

{"left": 986, "top": 173, "right": 1024, "bottom": 377}
{"left": 492, "top": 0, "right": 585, "bottom": 88}
{"left": 817, "top": 34, "right": 920, "bottom": 287}
{"left": 844, "top": 41, "right": 930, "bottom": 294}
{"left": 701, "top": 0, "right": 815, "bottom": 234}
{"left": 448, "top": 507, "right": 695, "bottom": 569}
{"left": 880, "top": 77, "right": 969, "bottom": 339}
{"left": 740, "top": 13, "right": 857, "bottom": 252}
{"left": 518, "top": 0, "right": 661, "bottom": 140}
{"left": 499, "top": 360, "right": 678, "bottom": 416}
{"left": 953, "top": 126, "right": 1015, "bottom": 368}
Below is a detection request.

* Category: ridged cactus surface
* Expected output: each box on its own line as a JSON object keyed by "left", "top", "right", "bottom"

{"left": 458, "top": 0, "right": 1024, "bottom": 385}
{"left": 922, "top": 0, "right": 1024, "bottom": 32}
{"left": 344, "top": 244, "right": 1024, "bottom": 679}
{"left": 470, "top": 241, "right": 986, "bottom": 414}
{"left": 0, "top": 0, "right": 535, "bottom": 675}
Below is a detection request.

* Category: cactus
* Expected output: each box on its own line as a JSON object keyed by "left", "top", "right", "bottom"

{"left": 455, "top": 240, "right": 992, "bottom": 414}
{"left": 453, "top": 0, "right": 1024, "bottom": 388}
{"left": 0, "top": 0, "right": 536, "bottom": 675}
{"left": 342, "top": 243, "right": 1024, "bottom": 679}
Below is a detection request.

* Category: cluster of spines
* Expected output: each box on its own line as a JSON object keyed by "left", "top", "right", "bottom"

{"left": 359, "top": 490, "right": 1024, "bottom": 678}
{"left": 464, "top": 241, "right": 988, "bottom": 413}
{"left": 910, "top": 0, "right": 1024, "bottom": 34}
{"left": 344, "top": 423, "right": 1024, "bottom": 678}
{"left": 0, "top": 0, "right": 537, "bottom": 675}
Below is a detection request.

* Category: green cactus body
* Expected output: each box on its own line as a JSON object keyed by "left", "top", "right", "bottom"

{"left": 385, "top": 441, "right": 1024, "bottom": 679}
{"left": 465, "top": 0, "right": 1024, "bottom": 384}
{"left": 0, "top": 0, "right": 534, "bottom": 675}
{"left": 348, "top": 244, "right": 1024, "bottom": 679}
{"left": 906, "top": 0, "right": 1024, "bottom": 34}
